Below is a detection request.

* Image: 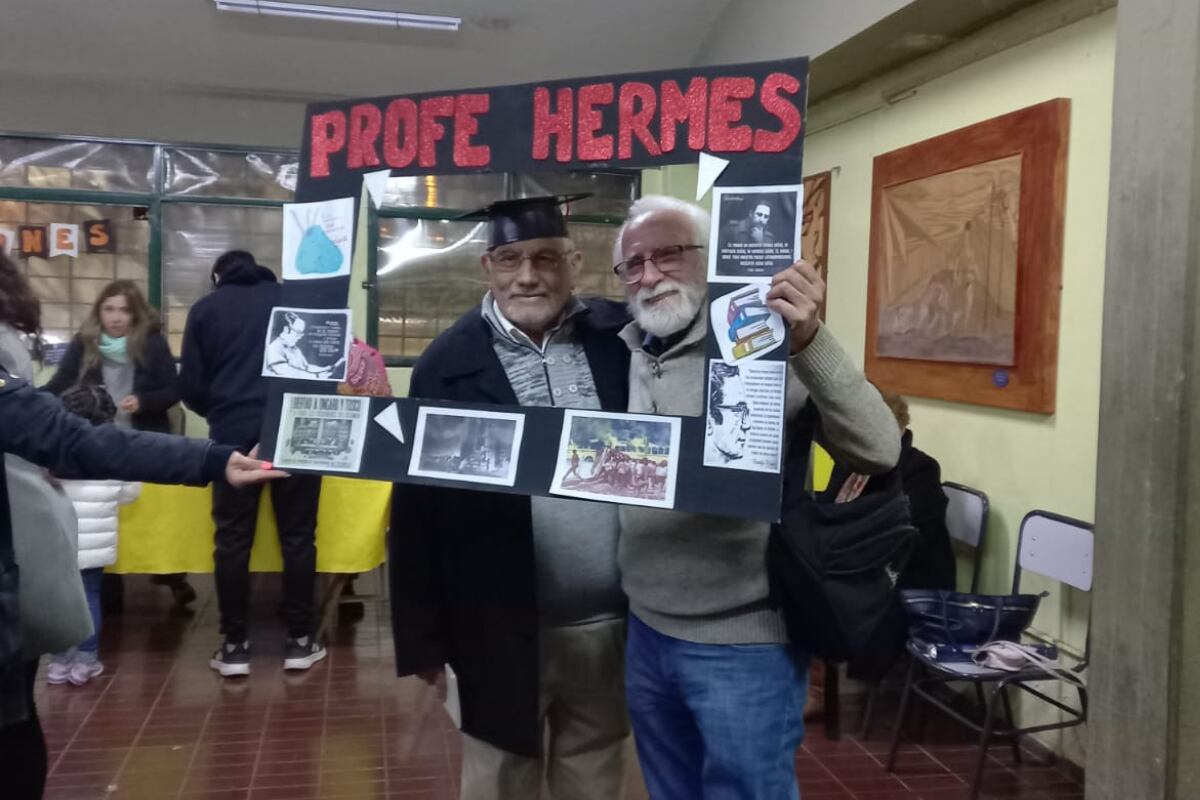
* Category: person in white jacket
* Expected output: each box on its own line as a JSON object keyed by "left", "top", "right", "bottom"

{"left": 46, "top": 384, "right": 142, "bottom": 686}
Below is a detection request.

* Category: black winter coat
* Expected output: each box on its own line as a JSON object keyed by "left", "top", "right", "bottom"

{"left": 388, "top": 299, "right": 631, "bottom": 758}
{"left": 44, "top": 332, "right": 180, "bottom": 434}
{"left": 178, "top": 261, "right": 281, "bottom": 447}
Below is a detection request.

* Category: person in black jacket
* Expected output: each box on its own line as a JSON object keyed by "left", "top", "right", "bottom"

{"left": 178, "top": 251, "right": 325, "bottom": 678}
{"left": 390, "top": 196, "right": 633, "bottom": 800}
{"left": 0, "top": 367, "right": 285, "bottom": 800}
{"left": 44, "top": 280, "right": 195, "bottom": 608}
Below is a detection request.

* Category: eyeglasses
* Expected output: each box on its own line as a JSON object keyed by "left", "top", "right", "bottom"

{"left": 613, "top": 244, "right": 704, "bottom": 284}
{"left": 488, "top": 248, "right": 574, "bottom": 273}
{"left": 714, "top": 402, "right": 751, "bottom": 423}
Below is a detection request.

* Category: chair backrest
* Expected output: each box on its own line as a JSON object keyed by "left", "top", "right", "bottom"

{"left": 942, "top": 482, "right": 989, "bottom": 593}
{"left": 1014, "top": 510, "right": 1094, "bottom": 593}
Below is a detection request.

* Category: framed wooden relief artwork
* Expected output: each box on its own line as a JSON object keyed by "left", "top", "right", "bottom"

{"left": 865, "top": 99, "right": 1069, "bottom": 413}
{"left": 802, "top": 171, "right": 831, "bottom": 320}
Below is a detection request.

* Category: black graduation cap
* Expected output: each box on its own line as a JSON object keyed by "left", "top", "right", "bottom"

{"left": 459, "top": 193, "right": 590, "bottom": 249}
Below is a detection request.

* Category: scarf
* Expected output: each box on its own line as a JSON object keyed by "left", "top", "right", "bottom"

{"left": 98, "top": 333, "right": 129, "bottom": 364}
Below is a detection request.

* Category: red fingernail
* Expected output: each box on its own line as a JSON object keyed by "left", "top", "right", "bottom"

{"left": 263, "top": 462, "right": 273, "bottom": 470}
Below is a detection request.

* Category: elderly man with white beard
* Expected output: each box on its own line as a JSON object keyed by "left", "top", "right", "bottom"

{"left": 611, "top": 195, "right": 900, "bottom": 800}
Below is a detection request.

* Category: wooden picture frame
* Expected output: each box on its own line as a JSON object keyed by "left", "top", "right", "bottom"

{"left": 865, "top": 99, "right": 1069, "bottom": 414}
{"left": 802, "top": 170, "right": 832, "bottom": 320}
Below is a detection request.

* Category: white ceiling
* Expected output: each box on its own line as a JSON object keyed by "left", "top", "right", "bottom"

{"left": 1, "top": 0, "right": 737, "bottom": 100}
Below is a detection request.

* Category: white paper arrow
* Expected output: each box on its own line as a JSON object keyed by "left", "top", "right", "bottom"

{"left": 695, "top": 152, "right": 731, "bottom": 201}
{"left": 363, "top": 169, "right": 391, "bottom": 209}
{"left": 373, "top": 402, "right": 405, "bottom": 444}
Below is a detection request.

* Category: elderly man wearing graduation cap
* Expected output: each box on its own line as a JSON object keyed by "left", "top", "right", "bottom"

{"left": 389, "top": 195, "right": 633, "bottom": 800}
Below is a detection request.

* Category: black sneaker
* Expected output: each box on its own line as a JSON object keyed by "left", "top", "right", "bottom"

{"left": 210, "top": 640, "right": 251, "bottom": 677}
{"left": 283, "top": 635, "right": 327, "bottom": 671}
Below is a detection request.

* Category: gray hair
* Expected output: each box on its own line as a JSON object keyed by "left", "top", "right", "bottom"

{"left": 613, "top": 194, "right": 712, "bottom": 266}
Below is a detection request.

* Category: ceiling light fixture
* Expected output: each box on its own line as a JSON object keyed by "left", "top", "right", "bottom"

{"left": 213, "top": 0, "right": 461, "bottom": 32}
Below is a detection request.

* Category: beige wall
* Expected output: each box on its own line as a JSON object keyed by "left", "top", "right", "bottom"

{"left": 811, "top": 11, "right": 1113, "bottom": 761}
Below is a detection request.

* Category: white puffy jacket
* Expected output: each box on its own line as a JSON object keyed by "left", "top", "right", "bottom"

{"left": 61, "top": 480, "right": 142, "bottom": 569}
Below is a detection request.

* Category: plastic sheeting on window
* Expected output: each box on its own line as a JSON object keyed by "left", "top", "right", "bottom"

{"left": 0, "top": 138, "right": 155, "bottom": 193}
{"left": 161, "top": 203, "right": 282, "bottom": 352}
{"left": 382, "top": 173, "right": 506, "bottom": 211}
{"left": 163, "top": 148, "right": 297, "bottom": 200}
{"left": 514, "top": 172, "right": 638, "bottom": 217}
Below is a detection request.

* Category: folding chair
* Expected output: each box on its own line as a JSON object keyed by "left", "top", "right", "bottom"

{"left": 858, "top": 482, "right": 989, "bottom": 738}
{"left": 885, "top": 510, "right": 1092, "bottom": 800}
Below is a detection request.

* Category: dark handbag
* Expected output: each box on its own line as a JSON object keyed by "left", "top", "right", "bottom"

{"left": 768, "top": 403, "right": 919, "bottom": 663}
{"left": 900, "top": 589, "right": 1046, "bottom": 662}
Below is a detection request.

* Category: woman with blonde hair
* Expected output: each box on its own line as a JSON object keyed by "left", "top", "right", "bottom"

{"left": 45, "top": 280, "right": 196, "bottom": 607}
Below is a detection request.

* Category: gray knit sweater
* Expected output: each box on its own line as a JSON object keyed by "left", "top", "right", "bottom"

{"left": 617, "top": 308, "right": 901, "bottom": 644}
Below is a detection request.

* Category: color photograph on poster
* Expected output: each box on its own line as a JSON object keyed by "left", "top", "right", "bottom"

{"left": 409, "top": 407, "right": 525, "bottom": 487}
{"left": 710, "top": 184, "right": 803, "bottom": 282}
{"left": 709, "top": 284, "right": 787, "bottom": 364}
{"left": 282, "top": 196, "right": 354, "bottom": 281}
{"left": 703, "top": 359, "right": 786, "bottom": 474}
{"left": 274, "top": 393, "right": 369, "bottom": 473}
{"left": 262, "top": 307, "right": 351, "bottom": 381}
{"left": 550, "top": 410, "right": 681, "bottom": 509}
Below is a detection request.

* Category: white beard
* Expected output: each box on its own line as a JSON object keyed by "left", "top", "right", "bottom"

{"left": 631, "top": 279, "right": 707, "bottom": 337}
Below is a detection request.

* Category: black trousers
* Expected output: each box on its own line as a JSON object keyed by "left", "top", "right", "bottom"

{"left": 212, "top": 475, "right": 321, "bottom": 641}
{"left": 0, "top": 660, "right": 47, "bottom": 800}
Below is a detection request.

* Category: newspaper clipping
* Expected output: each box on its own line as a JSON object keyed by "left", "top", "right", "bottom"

{"left": 550, "top": 410, "right": 681, "bottom": 509}
{"left": 262, "top": 307, "right": 351, "bottom": 381}
{"left": 274, "top": 393, "right": 370, "bottom": 473}
{"left": 710, "top": 184, "right": 803, "bottom": 282}
{"left": 703, "top": 360, "right": 786, "bottom": 473}
{"left": 408, "top": 407, "right": 525, "bottom": 487}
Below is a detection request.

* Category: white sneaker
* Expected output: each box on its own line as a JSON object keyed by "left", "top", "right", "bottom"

{"left": 68, "top": 657, "right": 104, "bottom": 686}
{"left": 46, "top": 659, "right": 72, "bottom": 685}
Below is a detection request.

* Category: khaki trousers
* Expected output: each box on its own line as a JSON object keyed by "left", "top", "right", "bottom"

{"left": 461, "top": 617, "right": 630, "bottom": 800}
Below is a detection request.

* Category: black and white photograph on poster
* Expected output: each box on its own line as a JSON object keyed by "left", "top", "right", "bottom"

{"left": 408, "top": 407, "right": 525, "bottom": 487}
{"left": 709, "top": 184, "right": 804, "bottom": 283}
{"left": 550, "top": 410, "right": 681, "bottom": 509}
{"left": 273, "top": 393, "right": 369, "bottom": 473}
{"left": 262, "top": 307, "right": 351, "bottom": 381}
{"left": 282, "top": 196, "right": 354, "bottom": 281}
{"left": 710, "top": 284, "right": 788, "bottom": 364}
{"left": 703, "top": 360, "right": 787, "bottom": 473}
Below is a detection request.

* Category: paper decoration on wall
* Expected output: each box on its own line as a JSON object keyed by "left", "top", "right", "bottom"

{"left": 83, "top": 219, "right": 115, "bottom": 254}
{"left": 0, "top": 227, "right": 14, "bottom": 255}
{"left": 18, "top": 226, "right": 48, "bottom": 259}
{"left": 49, "top": 224, "right": 79, "bottom": 258}
{"left": 373, "top": 402, "right": 405, "bottom": 444}
{"left": 282, "top": 197, "right": 354, "bottom": 281}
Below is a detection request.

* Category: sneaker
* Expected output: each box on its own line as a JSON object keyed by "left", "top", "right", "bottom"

{"left": 68, "top": 656, "right": 104, "bottom": 686}
{"left": 46, "top": 656, "right": 72, "bottom": 686}
{"left": 283, "top": 635, "right": 327, "bottom": 671}
{"left": 210, "top": 640, "right": 251, "bottom": 677}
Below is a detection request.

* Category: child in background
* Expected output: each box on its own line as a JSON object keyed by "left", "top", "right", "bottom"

{"left": 46, "top": 384, "right": 142, "bottom": 686}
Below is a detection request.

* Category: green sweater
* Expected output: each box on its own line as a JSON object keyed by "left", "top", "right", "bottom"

{"left": 617, "top": 310, "right": 901, "bottom": 644}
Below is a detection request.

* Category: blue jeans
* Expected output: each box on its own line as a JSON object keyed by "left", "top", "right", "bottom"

{"left": 625, "top": 614, "right": 809, "bottom": 800}
{"left": 77, "top": 568, "right": 104, "bottom": 654}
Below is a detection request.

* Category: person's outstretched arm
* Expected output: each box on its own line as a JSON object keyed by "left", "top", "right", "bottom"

{"left": 1, "top": 371, "right": 284, "bottom": 488}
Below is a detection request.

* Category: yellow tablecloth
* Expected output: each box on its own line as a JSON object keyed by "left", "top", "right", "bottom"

{"left": 112, "top": 478, "right": 390, "bottom": 574}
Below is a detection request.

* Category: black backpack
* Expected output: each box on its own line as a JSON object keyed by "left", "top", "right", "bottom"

{"left": 768, "top": 404, "right": 918, "bottom": 664}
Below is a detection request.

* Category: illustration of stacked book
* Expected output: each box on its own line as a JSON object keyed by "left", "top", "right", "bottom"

{"left": 727, "top": 286, "right": 780, "bottom": 360}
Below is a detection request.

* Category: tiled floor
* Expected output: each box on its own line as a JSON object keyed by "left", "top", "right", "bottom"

{"left": 34, "top": 575, "right": 1084, "bottom": 800}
